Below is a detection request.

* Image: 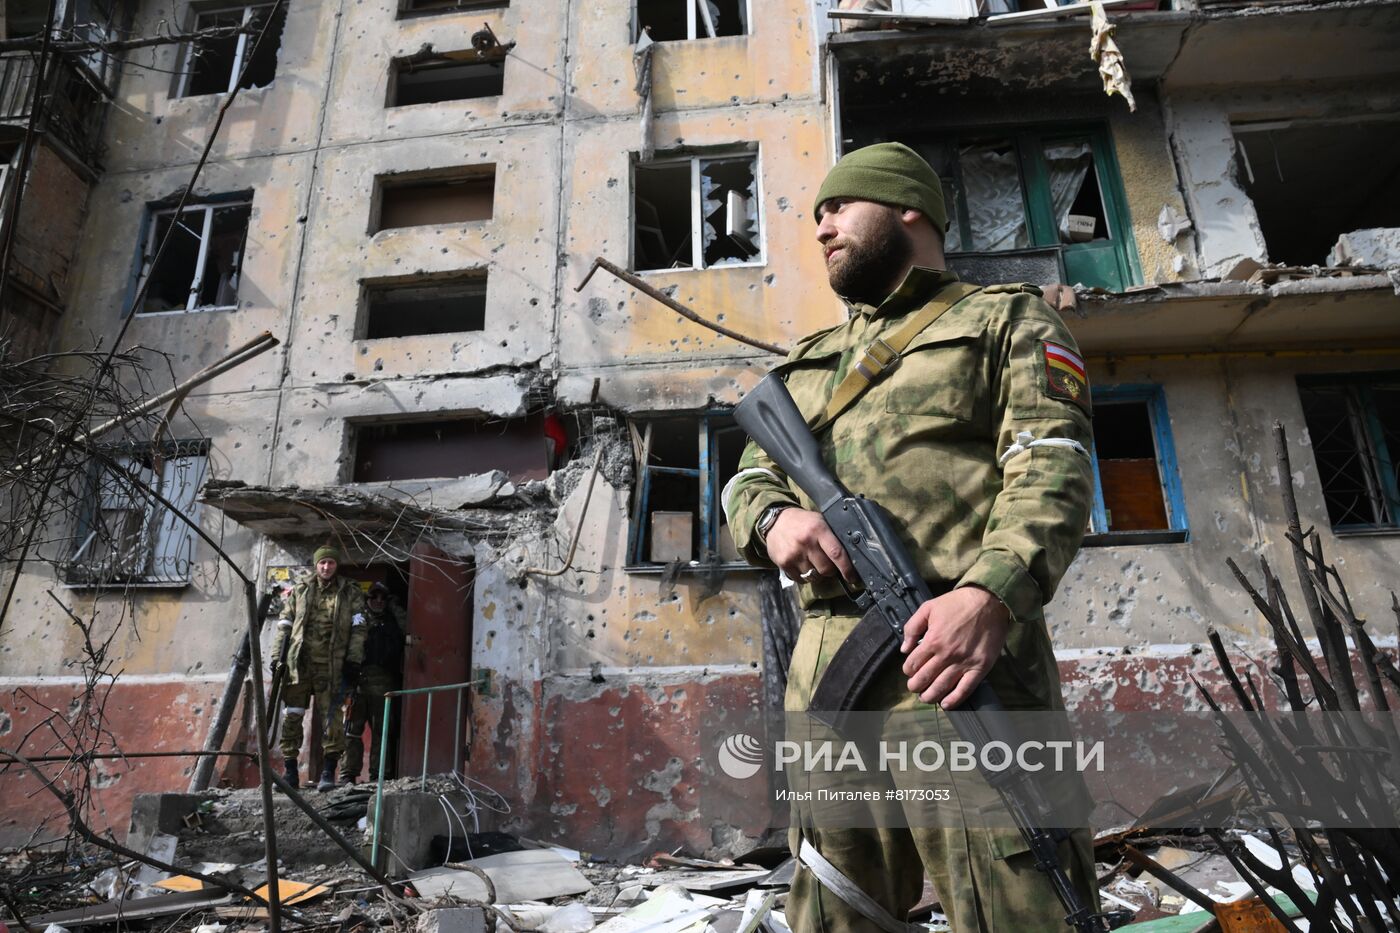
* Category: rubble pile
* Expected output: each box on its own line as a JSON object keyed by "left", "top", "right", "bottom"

{"left": 1, "top": 815, "right": 1344, "bottom": 933}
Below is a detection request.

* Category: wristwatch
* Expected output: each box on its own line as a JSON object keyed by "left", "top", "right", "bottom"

{"left": 755, "top": 504, "right": 792, "bottom": 546}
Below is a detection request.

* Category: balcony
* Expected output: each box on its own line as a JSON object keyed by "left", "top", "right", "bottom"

{"left": 0, "top": 51, "right": 107, "bottom": 169}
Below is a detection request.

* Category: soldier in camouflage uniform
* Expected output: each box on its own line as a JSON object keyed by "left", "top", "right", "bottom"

{"left": 271, "top": 545, "right": 368, "bottom": 792}
{"left": 340, "top": 582, "right": 406, "bottom": 785}
{"left": 724, "top": 143, "right": 1098, "bottom": 931}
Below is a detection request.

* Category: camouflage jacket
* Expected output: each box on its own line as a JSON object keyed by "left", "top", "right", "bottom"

{"left": 271, "top": 575, "right": 368, "bottom": 684}
{"left": 724, "top": 268, "right": 1093, "bottom": 706}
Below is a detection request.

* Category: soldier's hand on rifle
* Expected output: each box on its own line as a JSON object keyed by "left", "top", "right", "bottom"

{"left": 764, "top": 507, "right": 857, "bottom": 585}
{"left": 269, "top": 659, "right": 283, "bottom": 679}
{"left": 899, "top": 585, "right": 1010, "bottom": 710}
{"left": 342, "top": 662, "right": 362, "bottom": 690}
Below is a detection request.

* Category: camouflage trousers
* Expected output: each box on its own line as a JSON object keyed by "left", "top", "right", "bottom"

{"left": 279, "top": 675, "right": 348, "bottom": 759}
{"left": 784, "top": 612, "right": 1098, "bottom": 933}
{"left": 342, "top": 668, "right": 395, "bottom": 780}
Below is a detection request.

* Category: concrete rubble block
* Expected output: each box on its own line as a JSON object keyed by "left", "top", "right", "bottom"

{"left": 1327, "top": 227, "right": 1400, "bottom": 268}
{"left": 415, "top": 908, "right": 487, "bottom": 933}
{"left": 127, "top": 793, "right": 202, "bottom": 852}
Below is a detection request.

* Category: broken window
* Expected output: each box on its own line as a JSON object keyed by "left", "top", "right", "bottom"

{"left": 1297, "top": 374, "right": 1400, "bottom": 531}
{"left": 400, "top": 0, "right": 508, "bottom": 15}
{"left": 136, "top": 197, "right": 251, "bottom": 314}
{"left": 390, "top": 57, "right": 504, "bottom": 106}
{"left": 634, "top": 152, "right": 761, "bottom": 271}
{"left": 176, "top": 3, "right": 287, "bottom": 98}
{"left": 373, "top": 167, "right": 495, "bottom": 233}
{"left": 636, "top": 0, "right": 748, "bottom": 41}
{"left": 916, "top": 125, "right": 1138, "bottom": 291}
{"left": 1233, "top": 119, "right": 1400, "bottom": 267}
{"left": 628, "top": 412, "right": 746, "bottom": 566}
{"left": 353, "top": 415, "right": 550, "bottom": 484}
{"left": 1085, "top": 386, "right": 1187, "bottom": 543}
{"left": 66, "top": 440, "right": 210, "bottom": 586}
{"left": 360, "top": 274, "right": 488, "bottom": 339}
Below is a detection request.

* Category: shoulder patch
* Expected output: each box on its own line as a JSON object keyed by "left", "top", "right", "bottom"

{"left": 1042, "top": 340, "right": 1090, "bottom": 411}
{"left": 984, "top": 283, "right": 1043, "bottom": 296}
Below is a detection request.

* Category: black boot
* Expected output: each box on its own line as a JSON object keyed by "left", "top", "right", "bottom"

{"left": 317, "top": 754, "right": 339, "bottom": 792}
{"left": 283, "top": 757, "right": 299, "bottom": 789}
{"left": 340, "top": 769, "right": 359, "bottom": 786}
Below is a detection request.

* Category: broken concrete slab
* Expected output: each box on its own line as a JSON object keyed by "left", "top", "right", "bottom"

{"left": 416, "top": 907, "right": 488, "bottom": 933}
{"left": 1327, "top": 227, "right": 1400, "bottom": 268}
{"left": 639, "top": 868, "right": 770, "bottom": 893}
{"left": 409, "top": 849, "right": 592, "bottom": 903}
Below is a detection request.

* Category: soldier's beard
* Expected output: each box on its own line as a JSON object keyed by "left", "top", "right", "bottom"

{"left": 827, "top": 215, "right": 913, "bottom": 305}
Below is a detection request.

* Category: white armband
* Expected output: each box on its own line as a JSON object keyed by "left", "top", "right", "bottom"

{"left": 998, "top": 430, "right": 1090, "bottom": 467}
{"left": 351, "top": 613, "right": 366, "bottom": 627}
{"left": 720, "top": 467, "right": 785, "bottom": 528}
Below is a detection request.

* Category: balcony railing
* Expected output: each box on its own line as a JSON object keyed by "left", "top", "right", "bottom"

{"left": 0, "top": 52, "right": 107, "bottom": 168}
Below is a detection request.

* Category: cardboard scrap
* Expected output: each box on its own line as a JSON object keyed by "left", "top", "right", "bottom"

{"left": 250, "top": 880, "right": 332, "bottom": 907}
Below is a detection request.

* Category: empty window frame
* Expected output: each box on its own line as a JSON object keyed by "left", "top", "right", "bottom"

{"left": 634, "top": 152, "right": 761, "bottom": 272}
{"left": 373, "top": 168, "right": 495, "bottom": 233}
{"left": 399, "top": 0, "right": 508, "bottom": 16}
{"left": 914, "top": 125, "right": 1140, "bottom": 291}
{"left": 176, "top": 3, "right": 287, "bottom": 98}
{"left": 1085, "top": 385, "right": 1187, "bottom": 544}
{"left": 360, "top": 274, "right": 488, "bottom": 339}
{"left": 1233, "top": 119, "right": 1400, "bottom": 267}
{"left": 628, "top": 412, "right": 746, "bottom": 566}
{"left": 353, "top": 415, "right": 549, "bottom": 484}
{"left": 136, "top": 197, "right": 251, "bottom": 314}
{"left": 1297, "top": 373, "right": 1400, "bottom": 532}
{"left": 390, "top": 57, "right": 504, "bottom": 106}
{"left": 636, "top": 0, "right": 748, "bottom": 41}
{"left": 66, "top": 440, "right": 210, "bottom": 586}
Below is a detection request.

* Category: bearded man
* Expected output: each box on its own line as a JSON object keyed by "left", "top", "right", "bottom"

{"left": 724, "top": 142, "right": 1098, "bottom": 931}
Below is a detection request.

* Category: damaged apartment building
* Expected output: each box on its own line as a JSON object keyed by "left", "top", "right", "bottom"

{"left": 1, "top": 0, "right": 1399, "bottom": 862}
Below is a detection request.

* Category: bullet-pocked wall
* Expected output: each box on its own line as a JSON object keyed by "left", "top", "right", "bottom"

{"left": 1, "top": 0, "right": 834, "bottom": 854}
{"left": 1048, "top": 341, "right": 1400, "bottom": 710}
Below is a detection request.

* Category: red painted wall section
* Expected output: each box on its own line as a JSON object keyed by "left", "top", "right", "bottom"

{"left": 530, "top": 675, "right": 771, "bottom": 861}
{"left": 0, "top": 681, "right": 233, "bottom": 848}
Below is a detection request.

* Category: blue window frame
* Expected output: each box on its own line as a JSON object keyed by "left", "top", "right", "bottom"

{"left": 1083, "top": 384, "right": 1187, "bottom": 546}
{"left": 628, "top": 411, "right": 748, "bottom": 567}
{"left": 1297, "top": 373, "right": 1400, "bottom": 533}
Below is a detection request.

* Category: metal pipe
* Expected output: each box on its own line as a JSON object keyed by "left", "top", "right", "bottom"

{"left": 240, "top": 581, "right": 284, "bottom": 933}
{"left": 453, "top": 689, "right": 462, "bottom": 781}
{"left": 266, "top": 770, "right": 398, "bottom": 894}
{"left": 13, "top": 749, "right": 254, "bottom": 764}
{"left": 524, "top": 447, "right": 604, "bottom": 576}
{"left": 16, "top": 331, "right": 278, "bottom": 472}
{"left": 192, "top": 591, "right": 273, "bottom": 791}
{"left": 371, "top": 692, "right": 392, "bottom": 871}
{"left": 575, "top": 257, "right": 788, "bottom": 356}
{"left": 421, "top": 693, "right": 433, "bottom": 791}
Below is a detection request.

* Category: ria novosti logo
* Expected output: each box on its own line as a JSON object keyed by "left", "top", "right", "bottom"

{"left": 717, "top": 733, "right": 764, "bottom": 780}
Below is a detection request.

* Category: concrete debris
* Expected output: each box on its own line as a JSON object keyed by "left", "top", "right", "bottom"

{"left": 1156, "top": 205, "right": 1193, "bottom": 244}
{"left": 408, "top": 849, "right": 592, "bottom": 903}
{"left": 1089, "top": 1, "right": 1136, "bottom": 112}
{"left": 1326, "top": 226, "right": 1400, "bottom": 268}
{"left": 415, "top": 907, "right": 488, "bottom": 933}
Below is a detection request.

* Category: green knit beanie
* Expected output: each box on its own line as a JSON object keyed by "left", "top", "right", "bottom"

{"left": 313, "top": 545, "right": 340, "bottom": 565}
{"left": 813, "top": 142, "right": 949, "bottom": 233}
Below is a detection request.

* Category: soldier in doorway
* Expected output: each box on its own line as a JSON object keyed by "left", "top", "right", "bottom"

{"left": 270, "top": 545, "right": 368, "bottom": 791}
{"left": 341, "top": 581, "right": 407, "bottom": 785}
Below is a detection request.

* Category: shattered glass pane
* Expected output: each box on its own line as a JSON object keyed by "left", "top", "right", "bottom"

{"left": 141, "top": 209, "right": 205, "bottom": 312}
{"left": 959, "top": 140, "right": 1028, "bottom": 252}
{"left": 700, "top": 156, "right": 759, "bottom": 267}
{"left": 1043, "top": 140, "right": 1102, "bottom": 244}
{"left": 198, "top": 203, "right": 251, "bottom": 309}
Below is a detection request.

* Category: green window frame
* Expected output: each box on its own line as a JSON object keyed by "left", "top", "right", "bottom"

{"left": 918, "top": 124, "right": 1141, "bottom": 292}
